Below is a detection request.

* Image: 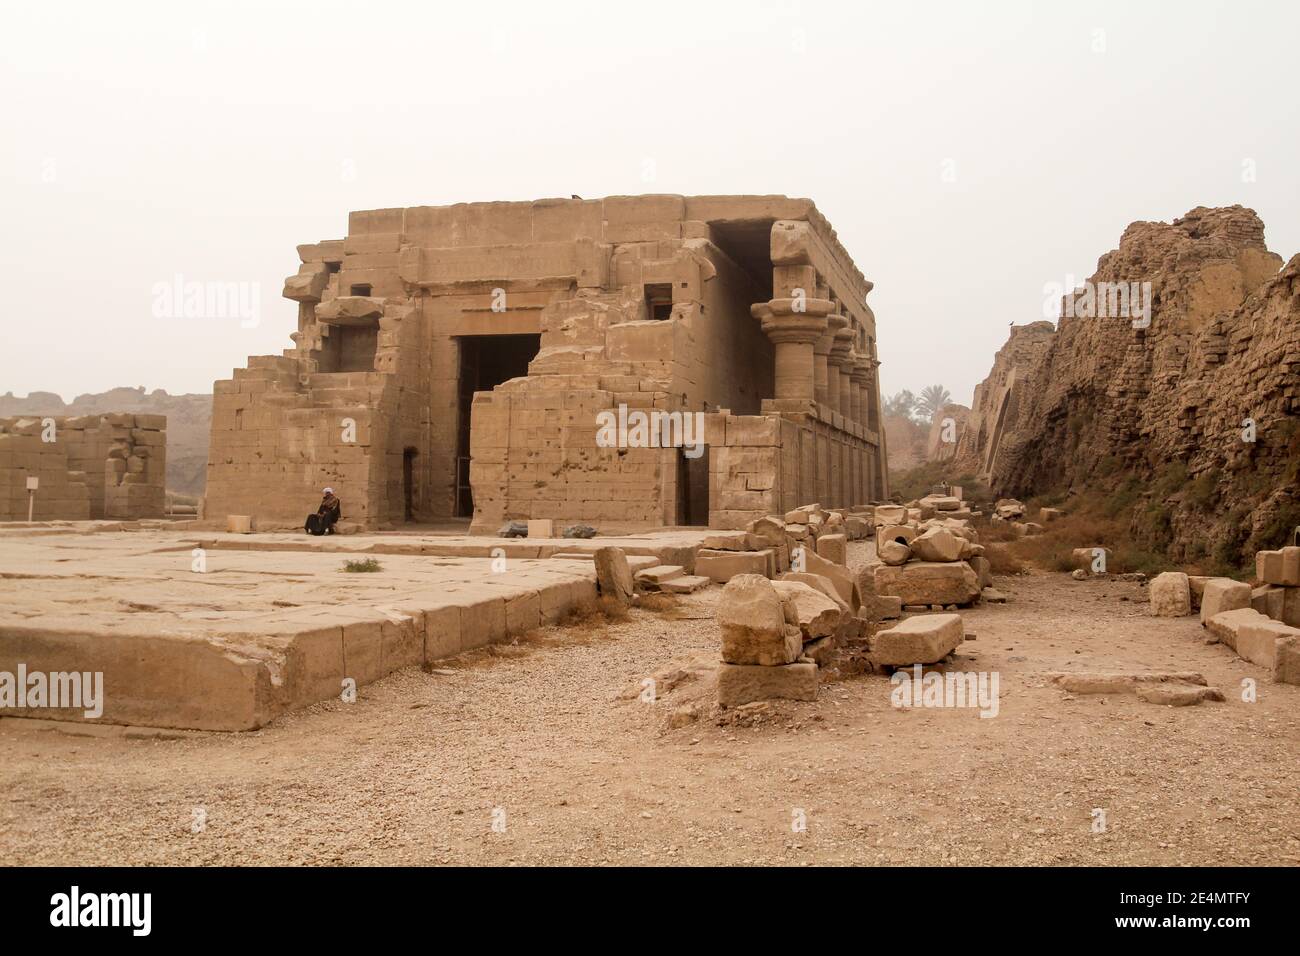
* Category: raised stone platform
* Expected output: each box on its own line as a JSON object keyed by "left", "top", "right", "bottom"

{"left": 0, "top": 531, "right": 600, "bottom": 732}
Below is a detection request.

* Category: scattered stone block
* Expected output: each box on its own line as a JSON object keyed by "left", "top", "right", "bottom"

{"left": 1149, "top": 571, "right": 1191, "bottom": 617}
{"left": 526, "top": 519, "right": 555, "bottom": 538}
{"left": 815, "top": 533, "right": 847, "bottom": 566}
{"left": 878, "top": 539, "right": 911, "bottom": 566}
{"left": 970, "top": 555, "right": 993, "bottom": 589}
{"left": 1199, "top": 578, "right": 1251, "bottom": 625}
{"left": 1039, "top": 507, "right": 1063, "bottom": 522}
{"left": 661, "top": 574, "right": 710, "bottom": 594}
{"left": 634, "top": 565, "right": 685, "bottom": 589}
{"left": 911, "top": 527, "right": 963, "bottom": 563}
{"left": 717, "top": 661, "right": 817, "bottom": 706}
{"left": 802, "top": 549, "right": 858, "bottom": 610}
{"left": 227, "top": 515, "right": 253, "bottom": 534}
{"left": 861, "top": 593, "right": 902, "bottom": 620}
{"left": 873, "top": 561, "right": 980, "bottom": 607}
{"left": 872, "top": 613, "right": 964, "bottom": 666}
{"left": 981, "top": 587, "right": 1007, "bottom": 603}
{"left": 778, "top": 572, "right": 848, "bottom": 613}
{"left": 717, "top": 574, "right": 802, "bottom": 666}
{"left": 1205, "top": 607, "right": 1266, "bottom": 648}
{"left": 1237, "top": 617, "right": 1300, "bottom": 673}
{"left": 695, "top": 549, "right": 770, "bottom": 583}
{"left": 1135, "top": 684, "right": 1225, "bottom": 706}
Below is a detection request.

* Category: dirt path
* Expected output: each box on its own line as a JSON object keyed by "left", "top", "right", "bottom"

{"left": 2, "top": 545, "right": 1297, "bottom": 866}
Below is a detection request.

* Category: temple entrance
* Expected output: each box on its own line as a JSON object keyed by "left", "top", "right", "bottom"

{"left": 455, "top": 333, "right": 541, "bottom": 517}
{"left": 678, "top": 446, "right": 710, "bottom": 526}
{"left": 402, "top": 447, "right": 417, "bottom": 521}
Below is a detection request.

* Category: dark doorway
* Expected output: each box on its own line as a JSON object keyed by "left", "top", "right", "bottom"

{"left": 402, "top": 447, "right": 417, "bottom": 521}
{"left": 678, "top": 446, "right": 710, "bottom": 526}
{"left": 455, "top": 334, "right": 542, "bottom": 517}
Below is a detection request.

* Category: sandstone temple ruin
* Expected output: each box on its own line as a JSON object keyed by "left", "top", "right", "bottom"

{"left": 205, "top": 196, "right": 890, "bottom": 531}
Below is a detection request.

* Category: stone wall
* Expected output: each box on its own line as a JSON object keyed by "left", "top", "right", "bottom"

{"left": 0, "top": 414, "right": 165, "bottom": 520}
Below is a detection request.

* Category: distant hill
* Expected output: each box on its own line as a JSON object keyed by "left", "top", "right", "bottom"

{"left": 0, "top": 387, "right": 212, "bottom": 494}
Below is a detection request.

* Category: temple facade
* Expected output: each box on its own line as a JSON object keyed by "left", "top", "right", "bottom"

{"left": 205, "top": 195, "right": 889, "bottom": 531}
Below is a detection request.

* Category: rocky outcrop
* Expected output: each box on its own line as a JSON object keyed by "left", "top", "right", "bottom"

{"left": 952, "top": 206, "right": 1299, "bottom": 566}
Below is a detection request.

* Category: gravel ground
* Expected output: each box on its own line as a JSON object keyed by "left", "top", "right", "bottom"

{"left": 2, "top": 542, "right": 1297, "bottom": 866}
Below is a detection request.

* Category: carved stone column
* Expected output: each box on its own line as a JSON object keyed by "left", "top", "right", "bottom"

{"left": 829, "top": 327, "right": 855, "bottom": 422}
{"left": 816, "top": 313, "right": 847, "bottom": 410}
{"left": 751, "top": 297, "right": 833, "bottom": 401}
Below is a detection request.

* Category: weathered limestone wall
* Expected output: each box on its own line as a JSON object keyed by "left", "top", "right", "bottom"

{"left": 0, "top": 414, "right": 165, "bottom": 520}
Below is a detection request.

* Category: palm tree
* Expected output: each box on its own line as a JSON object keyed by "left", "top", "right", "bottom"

{"left": 917, "top": 384, "right": 952, "bottom": 421}
{"left": 884, "top": 390, "right": 918, "bottom": 419}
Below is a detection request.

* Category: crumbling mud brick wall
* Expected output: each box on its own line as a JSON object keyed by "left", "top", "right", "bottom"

{"left": 0, "top": 414, "right": 165, "bottom": 520}
{"left": 205, "top": 196, "right": 890, "bottom": 532}
{"left": 951, "top": 206, "right": 1300, "bottom": 564}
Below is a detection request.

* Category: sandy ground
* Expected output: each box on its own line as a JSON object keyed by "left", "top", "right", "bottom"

{"left": 1, "top": 541, "right": 1297, "bottom": 866}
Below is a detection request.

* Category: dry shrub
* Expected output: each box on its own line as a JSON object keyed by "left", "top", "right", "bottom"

{"left": 983, "top": 542, "right": 1026, "bottom": 575}
{"left": 634, "top": 591, "right": 679, "bottom": 613}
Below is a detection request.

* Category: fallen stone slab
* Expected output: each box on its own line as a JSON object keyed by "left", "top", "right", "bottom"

{"left": 873, "top": 561, "right": 980, "bottom": 607}
{"left": 634, "top": 565, "right": 685, "bottom": 589}
{"left": 661, "top": 574, "right": 710, "bottom": 594}
{"left": 981, "top": 587, "right": 1007, "bottom": 603}
{"left": 1135, "top": 683, "right": 1225, "bottom": 706}
{"left": 1048, "top": 672, "right": 1209, "bottom": 695}
{"left": 695, "top": 549, "right": 771, "bottom": 583}
{"left": 860, "top": 593, "right": 903, "bottom": 621}
{"left": 717, "top": 661, "right": 818, "bottom": 706}
{"left": 872, "top": 613, "right": 964, "bottom": 666}
{"left": 801, "top": 549, "right": 858, "bottom": 610}
{"left": 718, "top": 574, "right": 802, "bottom": 666}
{"left": 1150, "top": 571, "right": 1191, "bottom": 617}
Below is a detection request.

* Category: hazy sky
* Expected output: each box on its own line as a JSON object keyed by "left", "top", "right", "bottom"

{"left": 4, "top": 0, "right": 1297, "bottom": 407}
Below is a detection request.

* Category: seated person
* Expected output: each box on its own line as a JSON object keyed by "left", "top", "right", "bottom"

{"left": 305, "top": 488, "right": 342, "bottom": 535}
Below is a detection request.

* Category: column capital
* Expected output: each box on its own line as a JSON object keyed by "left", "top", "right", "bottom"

{"left": 752, "top": 297, "right": 832, "bottom": 345}
{"left": 850, "top": 354, "right": 873, "bottom": 384}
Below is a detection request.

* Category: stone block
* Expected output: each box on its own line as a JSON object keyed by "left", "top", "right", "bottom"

{"left": 1149, "top": 571, "right": 1191, "bottom": 617}
{"left": 227, "top": 514, "right": 253, "bottom": 534}
{"left": 873, "top": 613, "right": 964, "bottom": 666}
{"left": 527, "top": 519, "right": 555, "bottom": 538}
{"left": 770, "top": 580, "right": 843, "bottom": 641}
{"left": 695, "top": 549, "right": 770, "bottom": 583}
{"left": 717, "top": 661, "right": 818, "bottom": 707}
{"left": 873, "top": 561, "right": 979, "bottom": 607}
{"left": 593, "top": 547, "right": 635, "bottom": 605}
{"left": 1251, "top": 585, "right": 1286, "bottom": 621}
{"left": 1237, "top": 617, "right": 1300, "bottom": 672}
{"left": 815, "top": 533, "right": 847, "bottom": 566}
{"left": 1200, "top": 578, "right": 1251, "bottom": 625}
{"left": 1205, "top": 607, "right": 1265, "bottom": 648}
{"left": 718, "top": 574, "right": 802, "bottom": 666}
{"left": 911, "top": 527, "right": 963, "bottom": 562}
